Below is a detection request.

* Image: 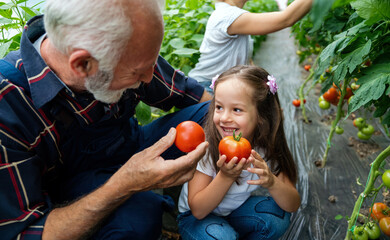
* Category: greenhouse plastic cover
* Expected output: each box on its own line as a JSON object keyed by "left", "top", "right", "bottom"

{"left": 252, "top": 28, "right": 390, "bottom": 239}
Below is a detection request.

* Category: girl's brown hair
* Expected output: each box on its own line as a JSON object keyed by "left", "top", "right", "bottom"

{"left": 204, "top": 65, "right": 297, "bottom": 184}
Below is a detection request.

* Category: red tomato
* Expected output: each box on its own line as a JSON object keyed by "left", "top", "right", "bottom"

{"left": 304, "top": 65, "right": 311, "bottom": 71}
{"left": 370, "top": 202, "right": 390, "bottom": 221}
{"left": 292, "top": 99, "right": 301, "bottom": 107}
{"left": 175, "top": 121, "right": 205, "bottom": 153}
{"left": 219, "top": 130, "right": 252, "bottom": 163}
{"left": 323, "top": 87, "right": 339, "bottom": 103}
{"left": 344, "top": 87, "right": 353, "bottom": 99}
{"left": 380, "top": 217, "right": 390, "bottom": 236}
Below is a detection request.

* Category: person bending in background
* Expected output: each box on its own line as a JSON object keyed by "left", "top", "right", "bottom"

{"left": 178, "top": 65, "right": 301, "bottom": 239}
{"left": 189, "top": 0, "right": 313, "bottom": 92}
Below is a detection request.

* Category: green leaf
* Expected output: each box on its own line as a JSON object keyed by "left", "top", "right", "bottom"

{"left": 20, "top": 6, "right": 39, "bottom": 18}
{"left": 135, "top": 101, "right": 152, "bottom": 126}
{"left": 335, "top": 214, "right": 344, "bottom": 220}
{"left": 382, "top": 110, "right": 390, "bottom": 125}
{"left": 309, "top": 0, "right": 335, "bottom": 32}
{"left": 172, "top": 48, "right": 198, "bottom": 57}
{"left": 351, "top": 0, "right": 390, "bottom": 24}
{"left": 0, "top": 18, "right": 12, "bottom": 24}
{"left": 0, "top": 40, "right": 12, "bottom": 58}
{"left": 319, "top": 37, "right": 347, "bottom": 63}
{"left": 348, "top": 63, "right": 390, "bottom": 113}
{"left": 346, "top": 40, "right": 371, "bottom": 73}
{"left": 169, "top": 38, "right": 186, "bottom": 49}
{"left": 332, "top": 0, "right": 354, "bottom": 8}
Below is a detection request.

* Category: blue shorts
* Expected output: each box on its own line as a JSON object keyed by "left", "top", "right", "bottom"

{"left": 177, "top": 196, "right": 291, "bottom": 240}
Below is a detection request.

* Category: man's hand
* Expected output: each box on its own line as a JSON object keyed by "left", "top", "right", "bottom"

{"left": 110, "top": 127, "right": 209, "bottom": 195}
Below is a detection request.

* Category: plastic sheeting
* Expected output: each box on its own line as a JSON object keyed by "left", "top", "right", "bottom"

{"left": 253, "top": 28, "right": 390, "bottom": 239}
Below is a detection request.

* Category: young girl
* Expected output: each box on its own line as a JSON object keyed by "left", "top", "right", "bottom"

{"left": 177, "top": 65, "right": 301, "bottom": 239}
{"left": 188, "top": 0, "right": 313, "bottom": 92}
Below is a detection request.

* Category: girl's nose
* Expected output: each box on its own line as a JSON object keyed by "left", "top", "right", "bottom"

{"left": 220, "top": 111, "right": 231, "bottom": 122}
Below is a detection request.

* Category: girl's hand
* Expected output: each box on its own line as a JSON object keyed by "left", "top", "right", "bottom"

{"left": 247, "top": 150, "right": 276, "bottom": 188}
{"left": 217, "top": 155, "right": 250, "bottom": 180}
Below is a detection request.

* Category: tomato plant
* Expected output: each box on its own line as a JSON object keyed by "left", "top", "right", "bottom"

{"left": 351, "top": 82, "right": 360, "bottom": 90}
{"left": 319, "top": 100, "right": 330, "bottom": 110}
{"left": 175, "top": 121, "right": 205, "bottom": 153}
{"left": 361, "top": 124, "right": 375, "bottom": 136}
{"left": 380, "top": 217, "right": 390, "bottom": 236}
{"left": 322, "top": 87, "right": 339, "bottom": 103}
{"left": 335, "top": 126, "right": 344, "bottom": 135}
{"left": 370, "top": 202, "right": 390, "bottom": 221}
{"left": 364, "top": 222, "right": 381, "bottom": 240}
{"left": 382, "top": 170, "right": 390, "bottom": 189}
{"left": 353, "top": 118, "right": 366, "bottom": 129}
{"left": 292, "top": 99, "right": 301, "bottom": 107}
{"left": 343, "top": 87, "right": 353, "bottom": 100}
{"left": 353, "top": 226, "right": 368, "bottom": 240}
{"left": 304, "top": 64, "right": 311, "bottom": 71}
{"left": 219, "top": 130, "right": 251, "bottom": 162}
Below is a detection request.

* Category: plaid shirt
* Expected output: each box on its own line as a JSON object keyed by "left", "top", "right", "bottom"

{"left": 0, "top": 15, "right": 205, "bottom": 239}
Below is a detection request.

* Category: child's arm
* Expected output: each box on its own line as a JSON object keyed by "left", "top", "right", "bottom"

{"left": 246, "top": 150, "right": 301, "bottom": 212}
{"left": 187, "top": 156, "right": 250, "bottom": 220}
{"left": 228, "top": 0, "right": 313, "bottom": 36}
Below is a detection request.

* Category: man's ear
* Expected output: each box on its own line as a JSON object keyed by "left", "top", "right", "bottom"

{"left": 69, "top": 49, "right": 98, "bottom": 78}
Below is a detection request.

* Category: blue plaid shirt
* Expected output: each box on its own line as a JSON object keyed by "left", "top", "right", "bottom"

{"left": 0, "top": 15, "right": 205, "bottom": 239}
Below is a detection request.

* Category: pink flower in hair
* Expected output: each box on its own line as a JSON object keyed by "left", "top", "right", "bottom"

{"left": 267, "top": 75, "right": 278, "bottom": 95}
{"left": 210, "top": 74, "right": 220, "bottom": 90}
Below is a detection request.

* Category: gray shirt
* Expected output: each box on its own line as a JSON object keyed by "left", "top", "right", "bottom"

{"left": 188, "top": 2, "right": 253, "bottom": 84}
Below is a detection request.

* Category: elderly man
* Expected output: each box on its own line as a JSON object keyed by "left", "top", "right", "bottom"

{"left": 0, "top": 0, "right": 211, "bottom": 239}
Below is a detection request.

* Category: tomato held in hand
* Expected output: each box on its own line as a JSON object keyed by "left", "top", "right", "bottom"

{"left": 364, "top": 222, "right": 381, "bottom": 239}
{"left": 219, "top": 130, "right": 251, "bottom": 163}
{"left": 175, "top": 121, "right": 205, "bottom": 153}
{"left": 370, "top": 202, "right": 390, "bottom": 221}
{"left": 382, "top": 170, "right": 390, "bottom": 189}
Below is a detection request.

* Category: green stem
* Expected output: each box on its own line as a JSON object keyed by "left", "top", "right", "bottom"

{"left": 380, "top": 117, "right": 390, "bottom": 137}
{"left": 321, "top": 79, "right": 350, "bottom": 167}
{"left": 299, "top": 56, "right": 319, "bottom": 123}
{"left": 11, "top": 0, "right": 25, "bottom": 30}
{"left": 299, "top": 70, "right": 314, "bottom": 123}
{"left": 345, "top": 145, "right": 390, "bottom": 240}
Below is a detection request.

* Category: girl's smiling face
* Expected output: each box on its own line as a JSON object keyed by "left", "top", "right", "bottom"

{"left": 213, "top": 77, "right": 258, "bottom": 142}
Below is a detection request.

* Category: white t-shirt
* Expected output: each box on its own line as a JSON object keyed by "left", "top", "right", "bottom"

{"left": 188, "top": 2, "right": 253, "bottom": 83}
{"left": 178, "top": 149, "right": 266, "bottom": 216}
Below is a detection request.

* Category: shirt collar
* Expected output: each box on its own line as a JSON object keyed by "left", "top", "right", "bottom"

{"left": 20, "top": 15, "right": 66, "bottom": 109}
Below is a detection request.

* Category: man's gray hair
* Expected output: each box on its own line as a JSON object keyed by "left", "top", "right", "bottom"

{"left": 43, "top": 0, "right": 131, "bottom": 72}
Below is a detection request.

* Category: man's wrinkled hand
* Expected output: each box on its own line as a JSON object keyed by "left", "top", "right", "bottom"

{"left": 111, "top": 127, "right": 208, "bottom": 194}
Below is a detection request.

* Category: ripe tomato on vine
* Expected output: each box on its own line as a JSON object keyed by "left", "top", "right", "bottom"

{"left": 323, "top": 87, "right": 339, "bottom": 103}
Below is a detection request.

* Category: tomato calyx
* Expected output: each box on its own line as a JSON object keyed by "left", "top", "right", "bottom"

{"left": 232, "top": 129, "right": 242, "bottom": 142}
{"left": 219, "top": 130, "right": 252, "bottom": 163}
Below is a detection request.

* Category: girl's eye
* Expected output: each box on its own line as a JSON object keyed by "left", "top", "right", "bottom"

{"left": 234, "top": 108, "right": 242, "bottom": 112}
{"left": 216, "top": 105, "right": 223, "bottom": 111}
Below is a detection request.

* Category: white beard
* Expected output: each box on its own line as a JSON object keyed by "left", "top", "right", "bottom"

{"left": 84, "top": 70, "right": 140, "bottom": 104}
